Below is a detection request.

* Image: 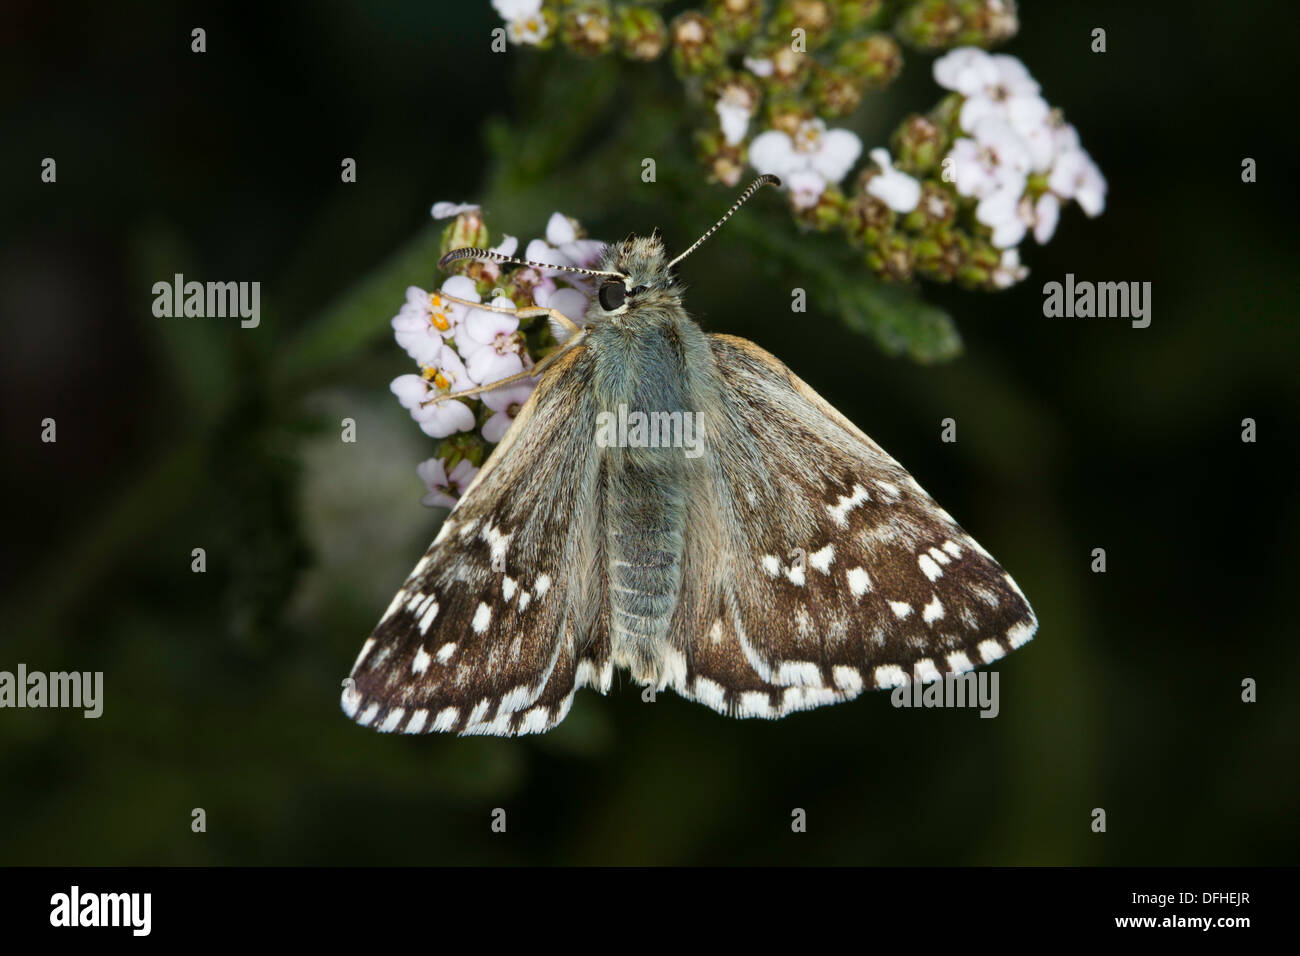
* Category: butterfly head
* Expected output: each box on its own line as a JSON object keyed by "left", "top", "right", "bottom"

{"left": 438, "top": 174, "right": 781, "bottom": 321}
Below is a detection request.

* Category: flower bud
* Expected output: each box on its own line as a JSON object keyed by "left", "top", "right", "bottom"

{"left": 808, "top": 64, "right": 864, "bottom": 117}
{"left": 843, "top": 191, "right": 895, "bottom": 246}
{"left": 670, "top": 11, "right": 725, "bottom": 76}
{"left": 900, "top": 180, "right": 957, "bottom": 231}
{"left": 890, "top": 114, "right": 947, "bottom": 176}
{"left": 772, "top": 0, "right": 836, "bottom": 52}
{"left": 696, "top": 128, "right": 747, "bottom": 188}
{"left": 708, "top": 0, "right": 763, "bottom": 49}
{"left": 866, "top": 234, "right": 915, "bottom": 283}
{"left": 913, "top": 226, "right": 967, "bottom": 282}
{"left": 834, "top": 33, "right": 902, "bottom": 89}
{"left": 793, "top": 183, "right": 846, "bottom": 231}
{"left": 616, "top": 6, "right": 669, "bottom": 61}
{"left": 440, "top": 209, "right": 490, "bottom": 265}
{"left": 834, "top": 0, "right": 887, "bottom": 33}
{"left": 895, "top": 0, "right": 1019, "bottom": 50}
{"left": 561, "top": 1, "right": 616, "bottom": 57}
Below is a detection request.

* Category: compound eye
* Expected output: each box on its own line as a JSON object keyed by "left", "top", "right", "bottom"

{"left": 598, "top": 281, "right": 627, "bottom": 311}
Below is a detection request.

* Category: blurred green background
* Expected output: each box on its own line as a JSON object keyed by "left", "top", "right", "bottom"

{"left": 2, "top": 0, "right": 1296, "bottom": 865}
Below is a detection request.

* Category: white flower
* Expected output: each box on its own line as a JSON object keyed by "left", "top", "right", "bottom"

{"left": 390, "top": 275, "right": 479, "bottom": 366}
{"left": 1029, "top": 192, "right": 1060, "bottom": 244}
{"left": 990, "top": 248, "right": 1028, "bottom": 289}
{"left": 946, "top": 117, "right": 1030, "bottom": 201}
{"left": 431, "top": 201, "right": 480, "bottom": 219}
{"left": 524, "top": 212, "right": 606, "bottom": 279}
{"left": 748, "top": 119, "right": 862, "bottom": 209}
{"left": 1048, "top": 148, "right": 1107, "bottom": 217}
{"left": 458, "top": 295, "right": 528, "bottom": 385}
{"left": 492, "top": 0, "right": 548, "bottom": 45}
{"left": 481, "top": 381, "right": 536, "bottom": 443}
{"left": 743, "top": 56, "right": 774, "bottom": 78}
{"left": 976, "top": 185, "right": 1027, "bottom": 248}
{"left": 715, "top": 84, "right": 756, "bottom": 146}
{"left": 933, "top": 47, "right": 1042, "bottom": 132}
{"left": 864, "top": 148, "right": 922, "bottom": 213}
{"left": 391, "top": 345, "right": 476, "bottom": 439}
{"left": 417, "top": 457, "right": 479, "bottom": 510}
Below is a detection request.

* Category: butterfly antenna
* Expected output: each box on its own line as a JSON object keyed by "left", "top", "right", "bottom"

{"left": 665, "top": 174, "right": 782, "bottom": 271}
{"left": 439, "top": 247, "right": 625, "bottom": 280}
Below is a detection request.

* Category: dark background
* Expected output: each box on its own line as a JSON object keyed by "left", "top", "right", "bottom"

{"left": 1, "top": 1, "right": 1296, "bottom": 865}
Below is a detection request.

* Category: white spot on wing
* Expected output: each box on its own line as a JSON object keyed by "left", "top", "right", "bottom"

{"left": 502, "top": 576, "right": 517, "bottom": 601}
{"left": 913, "top": 658, "right": 940, "bottom": 684}
{"left": 418, "top": 599, "right": 440, "bottom": 635}
{"left": 775, "top": 661, "right": 822, "bottom": 686}
{"left": 832, "top": 666, "right": 863, "bottom": 693}
{"left": 472, "top": 602, "right": 492, "bottom": 634}
{"left": 534, "top": 574, "right": 551, "bottom": 597}
{"left": 358, "top": 703, "right": 380, "bottom": 727}
{"left": 919, "top": 553, "right": 943, "bottom": 582}
{"left": 923, "top": 595, "right": 944, "bottom": 624}
{"left": 978, "top": 639, "right": 1006, "bottom": 663}
{"left": 693, "top": 676, "right": 727, "bottom": 711}
{"left": 436, "top": 642, "right": 456, "bottom": 663}
{"left": 1007, "top": 620, "right": 1035, "bottom": 648}
{"left": 432, "top": 707, "right": 458, "bottom": 732}
{"left": 874, "top": 665, "right": 908, "bottom": 689}
{"left": 404, "top": 709, "right": 429, "bottom": 733}
{"left": 847, "top": 567, "right": 871, "bottom": 597}
{"left": 340, "top": 682, "right": 363, "bottom": 717}
{"left": 761, "top": 554, "right": 780, "bottom": 577}
{"left": 889, "top": 601, "right": 912, "bottom": 619}
{"left": 379, "top": 708, "right": 405, "bottom": 733}
{"left": 809, "top": 544, "right": 835, "bottom": 573}
{"left": 947, "top": 651, "right": 974, "bottom": 673}
{"left": 826, "top": 484, "right": 870, "bottom": 527}
{"left": 942, "top": 540, "right": 962, "bottom": 558}
{"left": 412, "top": 647, "right": 432, "bottom": 674}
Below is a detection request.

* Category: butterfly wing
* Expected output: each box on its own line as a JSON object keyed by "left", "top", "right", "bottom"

{"left": 667, "top": 333, "right": 1037, "bottom": 718}
{"left": 341, "top": 345, "right": 611, "bottom": 736}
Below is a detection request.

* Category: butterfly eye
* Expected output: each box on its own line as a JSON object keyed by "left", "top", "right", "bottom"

{"left": 598, "top": 282, "right": 627, "bottom": 311}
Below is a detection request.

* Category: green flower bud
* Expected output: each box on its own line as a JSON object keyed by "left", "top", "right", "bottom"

{"left": 890, "top": 114, "right": 948, "bottom": 176}
{"left": 439, "top": 432, "right": 488, "bottom": 471}
{"left": 866, "top": 233, "right": 915, "bottom": 282}
{"left": 843, "top": 191, "right": 895, "bottom": 246}
{"left": 670, "top": 11, "right": 726, "bottom": 76}
{"left": 835, "top": 33, "right": 902, "bottom": 89}
{"left": 913, "top": 226, "right": 967, "bottom": 282}
{"left": 695, "top": 128, "right": 748, "bottom": 188}
{"left": 771, "top": 0, "right": 836, "bottom": 52}
{"left": 439, "top": 209, "right": 490, "bottom": 265}
{"left": 763, "top": 95, "right": 814, "bottom": 135}
{"left": 561, "top": 1, "right": 616, "bottom": 57}
{"left": 808, "top": 64, "right": 864, "bottom": 117}
{"left": 793, "top": 184, "right": 846, "bottom": 231}
{"left": 900, "top": 180, "right": 957, "bottom": 231}
{"left": 895, "top": 0, "right": 1019, "bottom": 51}
{"left": 616, "top": 6, "right": 669, "bottom": 61}
{"left": 708, "top": 0, "right": 764, "bottom": 50}
{"left": 750, "top": 39, "right": 812, "bottom": 92}
{"left": 833, "top": 0, "right": 887, "bottom": 33}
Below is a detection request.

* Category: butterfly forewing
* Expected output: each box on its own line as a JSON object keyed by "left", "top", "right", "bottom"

{"left": 666, "top": 334, "right": 1036, "bottom": 718}
{"left": 342, "top": 345, "right": 611, "bottom": 736}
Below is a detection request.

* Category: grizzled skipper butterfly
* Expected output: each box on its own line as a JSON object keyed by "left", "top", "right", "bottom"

{"left": 342, "top": 175, "right": 1036, "bottom": 736}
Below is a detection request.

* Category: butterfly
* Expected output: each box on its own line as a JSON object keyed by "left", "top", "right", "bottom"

{"left": 341, "top": 175, "right": 1036, "bottom": 736}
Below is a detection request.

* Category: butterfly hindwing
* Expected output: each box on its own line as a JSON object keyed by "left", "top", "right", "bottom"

{"left": 668, "top": 334, "right": 1037, "bottom": 717}
{"left": 341, "top": 345, "right": 609, "bottom": 736}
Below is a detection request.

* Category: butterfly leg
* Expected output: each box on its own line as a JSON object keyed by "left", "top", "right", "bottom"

{"left": 419, "top": 322, "right": 586, "bottom": 407}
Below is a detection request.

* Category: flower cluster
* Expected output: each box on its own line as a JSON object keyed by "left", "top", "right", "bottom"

{"left": 488, "top": 1, "right": 1102, "bottom": 292}
{"left": 390, "top": 206, "right": 604, "bottom": 507}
